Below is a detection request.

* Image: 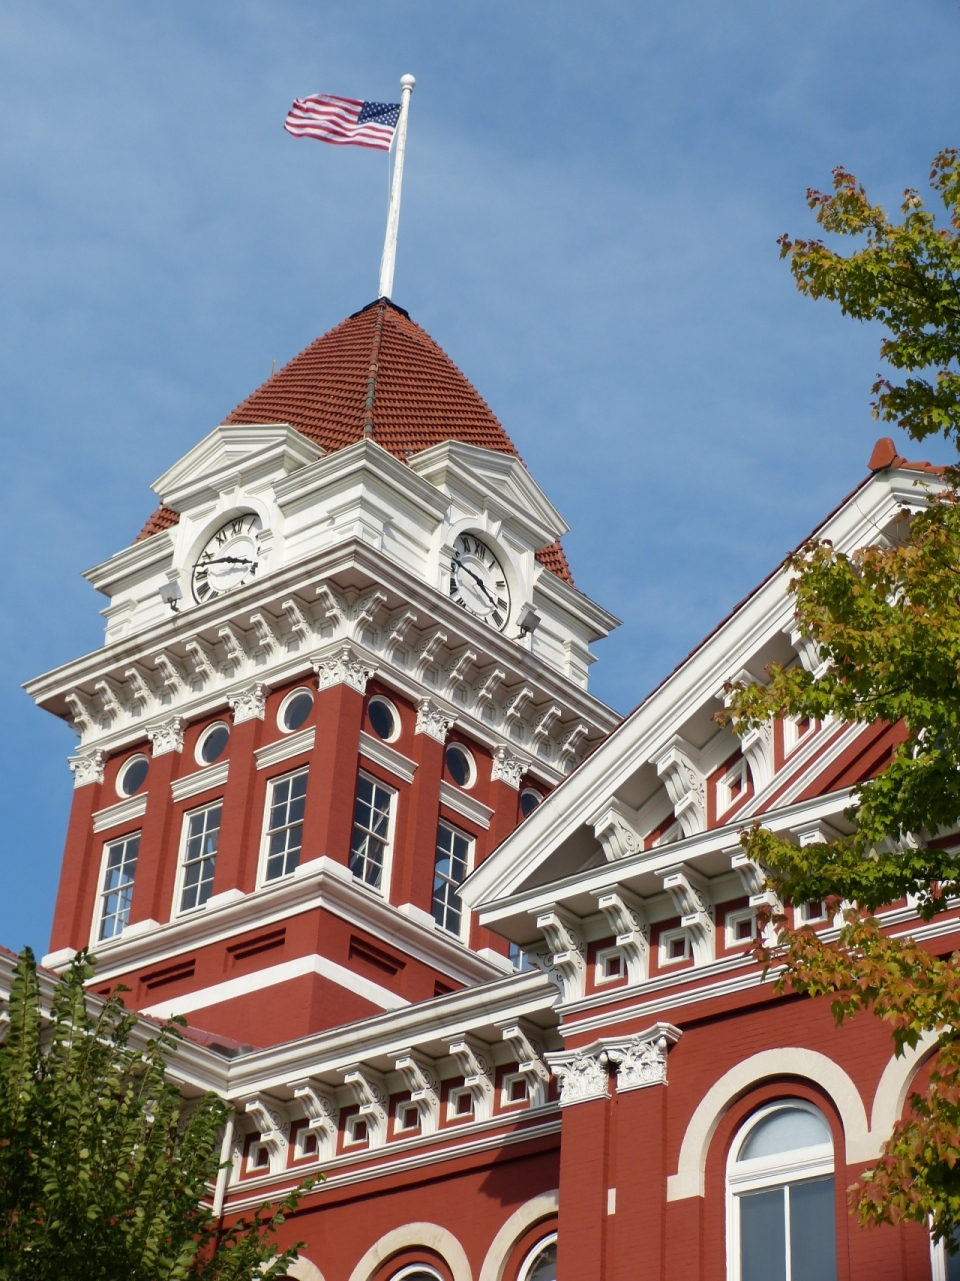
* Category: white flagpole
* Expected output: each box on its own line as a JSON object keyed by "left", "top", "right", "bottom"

{"left": 378, "top": 74, "right": 415, "bottom": 300}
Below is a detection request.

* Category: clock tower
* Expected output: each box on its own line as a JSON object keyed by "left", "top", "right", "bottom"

{"left": 27, "top": 297, "right": 619, "bottom": 1049}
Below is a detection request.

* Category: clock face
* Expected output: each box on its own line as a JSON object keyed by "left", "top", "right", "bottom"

{"left": 192, "top": 513, "right": 265, "bottom": 603}
{"left": 449, "top": 533, "right": 511, "bottom": 630}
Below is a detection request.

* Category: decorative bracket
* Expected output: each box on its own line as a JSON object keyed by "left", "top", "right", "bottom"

{"left": 342, "top": 1064, "right": 389, "bottom": 1149}
{"left": 653, "top": 736, "right": 707, "bottom": 837}
{"left": 604, "top": 1023, "right": 682, "bottom": 1092}
{"left": 392, "top": 1048, "right": 441, "bottom": 1135}
{"left": 594, "top": 886, "right": 649, "bottom": 984}
{"left": 588, "top": 798, "right": 644, "bottom": 862}
{"left": 534, "top": 906, "right": 587, "bottom": 1002}
{"left": 448, "top": 1036, "right": 495, "bottom": 1122}
{"left": 289, "top": 1078, "right": 340, "bottom": 1161}
{"left": 242, "top": 1096, "right": 289, "bottom": 1172}
{"left": 496, "top": 1019, "right": 551, "bottom": 1107}
{"left": 661, "top": 863, "right": 715, "bottom": 964}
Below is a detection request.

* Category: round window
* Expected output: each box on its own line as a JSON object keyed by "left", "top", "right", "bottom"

{"left": 117, "top": 754, "right": 149, "bottom": 798}
{"left": 445, "top": 742, "right": 475, "bottom": 789}
{"left": 279, "top": 688, "right": 314, "bottom": 733}
{"left": 196, "top": 722, "right": 230, "bottom": 766}
{"left": 368, "top": 696, "right": 399, "bottom": 742}
{"left": 520, "top": 788, "right": 542, "bottom": 817}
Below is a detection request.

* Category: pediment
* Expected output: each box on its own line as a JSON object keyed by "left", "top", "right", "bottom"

{"left": 153, "top": 423, "right": 324, "bottom": 512}
{"left": 408, "top": 441, "right": 568, "bottom": 548}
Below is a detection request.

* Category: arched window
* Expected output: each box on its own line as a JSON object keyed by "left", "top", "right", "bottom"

{"left": 518, "top": 1233, "right": 557, "bottom": 1281}
{"left": 389, "top": 1267, "right": 444, "bottom": 1281}
{"left": 726, "top": 1100, "right": 836, "bottom": 1281}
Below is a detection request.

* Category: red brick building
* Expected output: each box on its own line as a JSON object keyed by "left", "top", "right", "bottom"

{"left": 17, "top": 300, "right": 956, "bottom": 1281}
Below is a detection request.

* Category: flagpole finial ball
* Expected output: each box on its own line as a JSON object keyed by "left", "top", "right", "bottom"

{"left": 400, "top": 74, "right": 416, "bottom": 90}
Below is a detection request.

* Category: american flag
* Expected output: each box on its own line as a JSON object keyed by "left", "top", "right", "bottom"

{"left": 284, "top": 95, "right": 401, "bottom": 151}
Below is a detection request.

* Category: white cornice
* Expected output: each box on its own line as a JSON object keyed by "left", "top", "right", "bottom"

{"left": 153, "top": 423, "right": 324, "bottom": 511}
{"left": 460, "top": 470, "right": 934, "bottom": 912}
{"left": 92, "top": 794, "right": 148, "bottom": 834}
{"left": 359, "top": 732, "right": 418, "bottom": 784}
{"left": 80, "top": 857, "right": 510, "bottom": 991}
{"left": 26, "top": 539, "right": 617, "bottom": 779}
{"left": 171, "top": 760, "right": 230, "bottom": 802}
{"left": 255, "top": 727, "right": 316, "bottom": 771}
{"left": 439, "top": 781, "right": 494, "bottom": 831}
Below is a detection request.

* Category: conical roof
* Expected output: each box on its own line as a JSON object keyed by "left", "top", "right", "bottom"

{"left": 137, "top": 299, "right": 572, "bottom": 583}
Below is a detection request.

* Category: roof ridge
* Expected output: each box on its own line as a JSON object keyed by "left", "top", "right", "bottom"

{"left": 362, "top": 297, "right": 388, "bottom": 439}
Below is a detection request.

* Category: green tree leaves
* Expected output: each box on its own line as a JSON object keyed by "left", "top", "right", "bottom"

{"left": 0, "top": 949, "right": 308, "bottom": 1281}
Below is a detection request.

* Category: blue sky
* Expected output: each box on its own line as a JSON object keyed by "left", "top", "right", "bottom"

{"left": 2, "top": 0, "right": 957, "bottom": 955}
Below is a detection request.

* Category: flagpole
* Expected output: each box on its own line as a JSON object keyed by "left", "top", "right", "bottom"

{"left": 378, "top": 74, "right": 415, "bottom": 300}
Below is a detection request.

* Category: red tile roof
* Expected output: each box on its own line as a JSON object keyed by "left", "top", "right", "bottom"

{"left": 137, "top": 300, "right": 572, "bottom": 583}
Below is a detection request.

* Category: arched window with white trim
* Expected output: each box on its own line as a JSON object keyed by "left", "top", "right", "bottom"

{"left": 518, "top": 1233, "right": 556, "bottom": 1281}
{"left": 726, "top": 1100, "right": 837, "bottom": 1281}
{"left": 388, "top": 1267, "right": 444, "bottom": 1281}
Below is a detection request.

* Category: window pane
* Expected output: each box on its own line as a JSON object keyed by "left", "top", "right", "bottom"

{"left": 789, "top": 1177, "right": 837, "bottom": 1281}
{"left": 432, "top": 824, "right": 471, "bottom": 933}
{"left": 99, "top": 835, "right": 140, "bottom": 940}
{"left": 264, "top": 773, "right": 306, "bottom": 880}
{"left": 740, "top": 1188, "right": 786, "bottom": 1281}
{"left": 180, "top": 804, "right": 221, "bottom": 912}
{"left": 739, "top": 1106, "right": 832, "bottom": 1160}
{"left": 526, "top": 1241, "right": 556, "bottom": 1281}
{"left": 349, "top": 776, "right": 393, "bottom": 889}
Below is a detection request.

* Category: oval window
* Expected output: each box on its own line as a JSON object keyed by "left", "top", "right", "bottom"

{"left": 445, "top": 742, "right": 475, "bottom": 789}
{"left": 117, "top": 754, "right": 149, "bottom": 798}
{"left": 279, "top": 688, "right": 314, "bottom": 733}
{"left": 368, "top": 696, "right": 399, "bottom": 742}
{"left": 196, "top": 722, "right": 230, "bottom": 766}
{"left": 520, "top": 787, "right": 542, "bottom": 817}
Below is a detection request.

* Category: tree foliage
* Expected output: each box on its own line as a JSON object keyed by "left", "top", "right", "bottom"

{"left": 0, "top": 948, "right": 308, "bottom": 1281}
{"left": 722, "top": 151, "right": 960, "bottom": 1244}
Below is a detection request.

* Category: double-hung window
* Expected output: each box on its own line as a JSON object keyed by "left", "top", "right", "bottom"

{"left": 349, "top": 773, "right": 395, "bottom": 890}
{"left": 727, "top": 1100, "right": 837, "bottom": 1281}
{"left": 263, "top": 769, "right": 308, "bottom": 882}
{"left": 432, "top": 822, "right": 473, "bottom": 936}
{"left": 97, "top": 832, "right": 140, "bottom": 940}
{"left": 178, "top": 802, "right": 221, "bottom": 912}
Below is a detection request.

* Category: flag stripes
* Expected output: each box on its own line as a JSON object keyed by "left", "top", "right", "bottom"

{"left": 284, "top": 94, "right": 401, "bottom": 151}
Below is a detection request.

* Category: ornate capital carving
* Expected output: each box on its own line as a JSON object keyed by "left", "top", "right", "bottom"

{"left": 415, "top": 697, "right": 455, "bottom": 743}
{"left": 545, "top": 1048, "right": 609, "bottom": 1106}
{"left": 228, "top": 683, "right": 266, "bottom": 724}
{"left": 491, "top": 745, "right": 528, "bottom": 790}
{"left": 605, "top": 1024, "right": 681, "bottom": 1092}
{"left": 147, "top": 716, "right": 184, "bottom": 756}
{"left": 312, "top": 644, "right": 375, "bottom": 695}
{"left": 68, "top": 749, "right": 105, "bottom": 788}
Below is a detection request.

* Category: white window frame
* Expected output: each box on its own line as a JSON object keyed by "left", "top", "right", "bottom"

{"left": 92, "top": 831, "right": 141, "bottom": 945}
{"left": 394, "top": 1100, "right": 420, "bottom": 1134}
{"left": 173, "top": 799, "right": 223, "bottom": 916}
{"left": 717, "top": 757, "right": 749, "bottom": 816}
{"left": 292, "top": 1123, "right": 320, "bottom": 1162}
{"left": 795, "top": 899, "right": 828, "bottom": 926}
{"left": 349, "top": 770, "right": 398, "bottom": 896}
{"left": 195, "top": 721, "right": 230, "bottom": 767}
{"left": 116, "top": 753, "right": 149, "bottom": 799}
{"left": 367, "top": 694, "right": 402, "bottom": 743}
{"left": 726, "top": 1100, "right": 835, "bottom": 1281}
{"left": 501, "top": 1072, "right": 529, "bottom": 1108}
{"left": 659, "top": 927, "right": 691, "bottom": 966}
{"left": 246, "top": 1134, "right": 272, "bottom": 1175}
{"left": 595, "top": 945, "right": 626, "bottom": 984}
{"left": 432, "top": 819, "right": 475, "bottom": 941}
{"left": 391, "top": 1267, "right": 445, "bottom": 1281}
{"left": 277, "top": 686, "right": 315, "bottom": 735}
{"left": 517, "top": 1232, "right": 558, "bottom": 1281}
{"left": 343, "top": 1113, "right": 370, "bottom": 1146}
{"left": 258, "top": 766, "right": 309, "bottom": 887}
{"left": 930, "top": 1230, "right": 960, "bottom": 1281}
{"left": 444, "top": 741, "right": 477, "bottom": 790}
{"left": 726, "top": 907, "right": 757, "bottom": 948}
{"left": 783, "top": 714, "right": 814, "bottom": 756}
{"left": 447, "top": 1086, "right": 475, "bottom": 1121}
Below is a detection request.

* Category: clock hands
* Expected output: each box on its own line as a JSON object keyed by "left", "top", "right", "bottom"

{"left": 204, "top": 555, "right": 254, "bottom": 566}
{"left": 453, "top": 556, "right": 498, "bottom": 608}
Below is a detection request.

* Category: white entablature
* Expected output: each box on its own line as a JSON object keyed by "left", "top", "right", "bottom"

{"left": 457, "top": 462, "right": 945, "bottom": 962}
{"left": 81, "top": 427, "right": 616, "bottom": 689}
